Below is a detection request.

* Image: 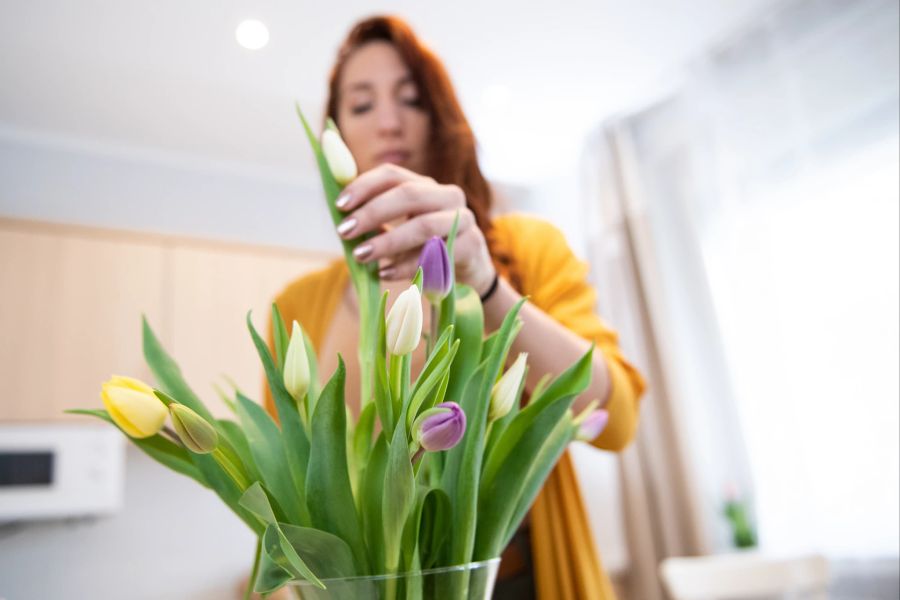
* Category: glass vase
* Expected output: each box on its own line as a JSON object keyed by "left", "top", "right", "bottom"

{"left": 289, "top": 558, "right": 501, "bottom": 600}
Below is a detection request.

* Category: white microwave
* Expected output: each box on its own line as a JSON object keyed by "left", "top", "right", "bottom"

{"left": 0, "top": 423, "right": 124, "bottom": 521}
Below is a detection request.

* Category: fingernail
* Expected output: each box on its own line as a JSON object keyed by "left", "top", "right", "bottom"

{"left": 379, "top": 267, "right": 395, "bottom": 279}
{"left": 337, "top": 218, "right": 357, "bottom": 237}
{"left": 353, "top": 243, "right": 373, "bottom": 260}
{"left": 336, "top": 193, "right": 351, "bottom": 210}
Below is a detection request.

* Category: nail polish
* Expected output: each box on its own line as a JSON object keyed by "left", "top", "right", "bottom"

{"left": 379, "top": 267, "right": 395, "bottom": 279}
{"left": 336, "top": 193, "right": 351, "bottom": 210}
{"left": 353, "top": 243, "right": 373, "bottom": 260}
{"left": 337, "top": 218, "right": 357, "bottom": 237}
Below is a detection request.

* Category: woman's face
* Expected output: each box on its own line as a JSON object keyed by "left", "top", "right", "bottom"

{"left": 336, "top": 41, "right": 431, "bottom": 175}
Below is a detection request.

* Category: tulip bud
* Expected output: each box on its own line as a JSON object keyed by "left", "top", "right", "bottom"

{"left": 169, "top": 403, "right": 219, "bottom": 454}
{"left": 413, "top": 402, "right": 466, "bottom": 452}
{"left": 575, "top": 408, "right": 609, "bottom": 442}
{"left": 100, "top": 375, "right": 168, "bottom": 438}
{"left": 489, "top": 353, "right": 528, "bottom": 422}
{"left": 386, "top": 284, "right": 423, "bottom": 356}
{"left": 321, "top": 128, "right": 358, "bottom": 185}
{"left": 283, "top": 321, "right": 311, "bottom": 403}
{"left": 417, "top": 236, "right": 453, "bottom": 304}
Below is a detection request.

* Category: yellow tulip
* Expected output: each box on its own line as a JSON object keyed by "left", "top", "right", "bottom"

{"left": 101, "top": 375, "right": 168, "bottom": 438}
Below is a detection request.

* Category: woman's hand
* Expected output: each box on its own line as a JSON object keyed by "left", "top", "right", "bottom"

{"left": 334, "top": 163, "right": 496, "bottom": 296}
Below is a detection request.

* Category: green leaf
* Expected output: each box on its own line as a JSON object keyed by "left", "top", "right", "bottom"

{"left": 239, "top": 481, "right": 278, "bottom": 525}
{"left": 212, "top": 381, "right": 237, "bottom": 415}
{"left": 481, "top": 346, "right": 593, "bottom": 490}
{"left": 279, "top": 522, "right": 357, "bottom": 580}
{"left": 142, "top": 316, "right": 215, "bottom": 423}
{"left": 296, "top": 104, "right": 343, "bottom": 224}
{"left": 361, "top": 434, "right": 388, "bottom": 576}
{"left": 66, "top": 408, "right": 205, "bottom": 484}
{"left": 382, "top": 415, "right": 416, "bottom": 574}
{"left": 443, "top": 286, "right": 484, "bottom": 407}
{"left": 501, "top": 415, "right": 576, "bottom": 550}
{"left": 302, "top": 325, "right": 321, "bottom": 410}
{"left": 373, "top": 291, "right": 394, "bottom": 437}
{"left": 246, "top": 311, "right": 311, "bottom": 524}
{"left": 235, "top": 392, "right": 307, "bottom": 525}
{"left": 253, "top": 519, "right": 358, "bottom": 595}
{"left": 436, "top": 214, "right": 462, "bottom": 341}
{"left": 217, "top": 419, "right": 262, "bottom": 485}
{"left": 406, "top": 326, "right": 457, "bottom": 429}
{"left": 474, "top": 395, "right": 575, "bottom": 559}
{"left": 256, "top": 523, "right": 325, "bottom": 592}
{"left": 306, "top": 356, "right": 367, "bottom": 572}
{"left": 443, "top": 365, "right": 488, "bottom": 566}
{"left": 418, "top": 487, "right": 452, "bottom": 569}
{"left": 271, "top": 303, "right": 290, "bottom": 370}
{"left": 445, "top": 298, "right": 526, "bottom": 566}
{"left": 192, "top": 451, "right": 262, "bottom": 534}
{"left": 353, "top": 402, "right": 377, "bottom": 485}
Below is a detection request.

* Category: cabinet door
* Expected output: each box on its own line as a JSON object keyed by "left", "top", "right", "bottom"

{"left": 167, "top": 244, "right": 327, "bottom": 418}
{"left": 0, "top": 225, "right": 166, "bottom": 421}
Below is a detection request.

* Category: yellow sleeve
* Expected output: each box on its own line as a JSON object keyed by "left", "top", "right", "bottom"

{"left": 508, "top": 215, "right": 646, "bottom": 451}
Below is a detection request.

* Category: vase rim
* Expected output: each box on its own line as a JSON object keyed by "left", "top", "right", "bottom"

{"left": 289, "top": 557, "right": 502, "bottom": 586}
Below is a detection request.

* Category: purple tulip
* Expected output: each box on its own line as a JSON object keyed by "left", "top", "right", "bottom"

{"left": 414, "top": 402, "right": 466, "bottom": 452}
{"left": 575, "top": 409, "right": 610, "bottom": 442}
{"left": 418, "top": 237, "right": 453, "bottom": 304}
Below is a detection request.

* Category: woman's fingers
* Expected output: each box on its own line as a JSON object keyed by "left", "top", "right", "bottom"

{"left": 337, "top": 181, "right": 464, "bottom": 240}
{"left": 376, "top": 250, "right": 421, "bottom": 281}
{"left": 336, "top": 163, "right": 424, "bottom": 212}
{"left": 351, "top": 208, "right": 476, "bottom": 264}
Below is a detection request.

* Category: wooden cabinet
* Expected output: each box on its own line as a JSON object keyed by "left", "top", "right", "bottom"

{"left": 167, "top": 243, "right": 326, "bottom": 417}
{"left": 0, "top": 219, "right": 329, "bottom": 421}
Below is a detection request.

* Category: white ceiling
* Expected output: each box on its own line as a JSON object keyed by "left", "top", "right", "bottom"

{"left": 0, "top": 0, "right": 777, "bottom": 185}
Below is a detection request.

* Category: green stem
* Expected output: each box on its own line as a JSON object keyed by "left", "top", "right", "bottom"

{"left": 401, "top": 354, "right": 410, "bottom": 416}
{"left": 212, "top": 447, "right": 249, "bottom": 491}
{"left": 390, "top": 354, "right": 403, "bottom": 428}
{"left": 353, "top": 263, "right": 380, "bottom": 411}
{"left": 429, "top": 304, "right": 439, "bottom": 358}
{"left": 243, "top": 537, "right": 262, "bottom": 600}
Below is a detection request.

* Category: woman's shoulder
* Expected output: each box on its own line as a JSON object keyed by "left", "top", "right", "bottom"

{"left": 490, "top": 212, "right": 574, "bottom": 271}
{"left": 492, "top": 212, "right": 563, "bottom": 239}
{"left": 491, "top": 212, "right": 572, "bottom": 256}
{"left": 489, "top": 212, "right": 591, "bottom": 303}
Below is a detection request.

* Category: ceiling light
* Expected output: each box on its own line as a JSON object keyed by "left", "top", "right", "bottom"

{"left": 236, "top": 20, "right": 269, "bottom": 50}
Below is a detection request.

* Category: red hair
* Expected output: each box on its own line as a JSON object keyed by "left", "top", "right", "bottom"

{"left": 325, "top": 15, "right": 495, "bottom": 245}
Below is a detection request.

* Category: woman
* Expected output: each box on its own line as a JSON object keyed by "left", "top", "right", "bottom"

{"left": 267, "top": 15, "right": 645, "bottom": 600}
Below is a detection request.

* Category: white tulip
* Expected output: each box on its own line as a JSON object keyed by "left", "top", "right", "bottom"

{"left": 489, "top": 353, "right": 528, "bottom": 422}
{"left": 283, "top": 321, "right": 311, "bottom": 402}
{"left": 386, "top": 285, "right": 423, "bottom": 356}
{"left": 321, "top": 128, "right": 358, "bottom": 185}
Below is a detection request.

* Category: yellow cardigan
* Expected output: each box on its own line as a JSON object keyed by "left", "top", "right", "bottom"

{"left": 268, "top": 213, "right": 645, "bottom": 600}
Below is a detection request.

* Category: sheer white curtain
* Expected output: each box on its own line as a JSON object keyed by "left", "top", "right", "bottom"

{"left": 584, "top": 0, "right": 899, "bottom": 576}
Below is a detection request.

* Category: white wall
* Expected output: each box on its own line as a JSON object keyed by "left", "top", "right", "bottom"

{"left": 0, "top": 127, "right": 338, "bottom": 254}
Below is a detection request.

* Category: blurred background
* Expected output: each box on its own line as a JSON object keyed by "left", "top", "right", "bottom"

{"left": 0, "top": 0, "right": 897, "bottom": 598}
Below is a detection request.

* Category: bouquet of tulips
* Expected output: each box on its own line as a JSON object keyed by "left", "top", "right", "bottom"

{"left": 69, "top": 107, "right": 608, "bottom": 599}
